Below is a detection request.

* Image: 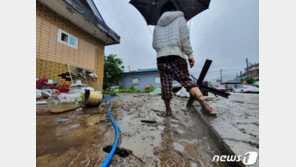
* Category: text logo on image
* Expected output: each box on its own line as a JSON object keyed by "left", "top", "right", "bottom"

{"left": 212, "top": 152, "right": 258, "bottom": 165}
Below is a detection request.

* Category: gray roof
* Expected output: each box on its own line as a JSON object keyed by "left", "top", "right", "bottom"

{"left": 223, "top": 78, "right": 241, "bottom": 84}
{"left": 122, "top": 68, "right": 158, "bottom": 75}
{"left": 39, "top": 0, "right": 120, "bottom": 45}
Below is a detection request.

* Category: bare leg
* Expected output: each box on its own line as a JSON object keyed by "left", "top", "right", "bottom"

{"left": 187, "top": 87, "right": 202, "bottom": 108}
{"left": 189, "top": 87, "right": 204, "bottom": 100}
{"left": 189, "top": 87, "right": 216, "bottom": 116}
{"left": 163, "top": 100, "right": 172, "bottom": 116}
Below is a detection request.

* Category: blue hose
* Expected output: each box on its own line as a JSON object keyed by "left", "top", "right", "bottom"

{"left": 101, "top": 96, "right": 119, "bottom": 167}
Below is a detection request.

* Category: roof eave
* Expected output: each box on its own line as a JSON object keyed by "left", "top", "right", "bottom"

{"left": 38, "top": 0, "right": 120, "bottom": 45}
{"left": 121, "top": 70, "right": 159, "bottom": 75}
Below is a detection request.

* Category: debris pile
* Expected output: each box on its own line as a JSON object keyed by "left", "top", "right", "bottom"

{"left": 36, "top": 78, "right": 102, "bottom": 114}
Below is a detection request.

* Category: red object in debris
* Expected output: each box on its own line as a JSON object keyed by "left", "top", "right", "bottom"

{"left": 57, "top": 82, "right": 70, "bottom": 92}
{"left": 36, "top": 78, "right": 69, "bottom": 92}
{"left": 58, "top": 88, "right": 69, "bottom": 92}
{"left": 36, "top": 78, "right": 51, "bottom": 89}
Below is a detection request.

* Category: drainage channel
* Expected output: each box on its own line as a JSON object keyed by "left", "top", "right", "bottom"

{"left": 189, "top": 104, "right": 245, "bottom": 167}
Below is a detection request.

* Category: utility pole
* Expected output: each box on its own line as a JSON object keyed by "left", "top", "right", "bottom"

{"left": 220, "top": 69, "right": 223, "bottom": 84}
{"left": 246, "top": 58, "right": 249, "bottom": 75}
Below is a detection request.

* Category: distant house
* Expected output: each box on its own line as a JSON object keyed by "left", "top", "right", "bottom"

{"left": 223, "top": 78, "right": 241, "bottom": 89}
{"left": 240, "top": 63, "right": 259, "bottom": 81}
{"left": 119, "top": 68, "right": 161, "bottom": 91}
{"left": 36, "top": 0, "right": 120, "bottom": 90}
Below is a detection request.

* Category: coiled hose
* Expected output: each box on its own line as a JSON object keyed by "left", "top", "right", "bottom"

{"left": 101, "top": 96, "right": 119, "bottom": 167}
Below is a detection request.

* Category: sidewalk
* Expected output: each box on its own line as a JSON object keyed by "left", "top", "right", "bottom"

{"left": 193, "top": 93, "right": 259, "bottom": 166}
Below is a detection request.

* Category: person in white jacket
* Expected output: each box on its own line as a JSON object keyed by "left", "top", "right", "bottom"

{"left": 152, "top": 2, "right": 216, "bottom": 116}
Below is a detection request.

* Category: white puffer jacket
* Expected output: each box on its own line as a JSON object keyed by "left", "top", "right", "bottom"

{"left": 152, "top": 11, "right": 193, "bottom": 60}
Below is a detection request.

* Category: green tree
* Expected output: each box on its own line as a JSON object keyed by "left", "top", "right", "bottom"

{"left": 244, "top": 75, "right": 256, "bottom": 84}
{"left": 103, "top": 54, "right": 124, "bottom": 90}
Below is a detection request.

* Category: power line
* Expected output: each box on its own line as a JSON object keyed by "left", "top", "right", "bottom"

{"left": 220, "top": 69, "right": 223, "bottom": 83}
{"left": 191, "top": 69, "right": 242, "bottom": 74}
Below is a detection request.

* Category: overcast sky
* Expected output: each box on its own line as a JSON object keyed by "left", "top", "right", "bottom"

{"left": 94, "top": 0, "right": 259, "bottom": 83}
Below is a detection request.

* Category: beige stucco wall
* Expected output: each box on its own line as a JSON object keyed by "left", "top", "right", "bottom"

{"left": 36, "top": 2, "right": 105, "bottom": 90}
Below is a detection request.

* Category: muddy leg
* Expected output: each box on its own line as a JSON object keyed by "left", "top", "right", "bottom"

{"left": 187, "top": 87, "right": 203, "bottom": 109}
{"left": 163, "top": 100, "right": 172, "bottom": 116}
{"left": 186, "top": 95, "right": 195, "bottom": 108}
{"left": 189, "top": 87, "right": 216, "bottom": 116}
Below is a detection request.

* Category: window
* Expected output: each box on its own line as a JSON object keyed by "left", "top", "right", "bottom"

{"left": 57, "top": 29, "right": 78, "bottom": 49}
{"left": 132, "top": 77, "right": 139, "bottom": 85}
{"left": 155, "top": 76, "right": 160, "bottom": 84}
{"left": 69, "top": 37, "right": 76, "bottom": 46}
{"left": 61, "top": 33, "right": 68, "bottom": 42}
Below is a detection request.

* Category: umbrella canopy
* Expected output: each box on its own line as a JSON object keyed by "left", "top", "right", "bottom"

{"left": 129, "top": 0, "right": 211, "bottom": 25}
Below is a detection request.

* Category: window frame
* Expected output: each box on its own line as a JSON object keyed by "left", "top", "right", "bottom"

{"left": 132, "top": 77, "right": 139, "bottom": 85}
{"left": 57, "top": 29, "right": 78, "bottom": 49}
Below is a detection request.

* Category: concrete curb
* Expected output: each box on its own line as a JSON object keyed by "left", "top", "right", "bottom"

{"left": 190, "top": 105, "right": 245, "bottom": 167}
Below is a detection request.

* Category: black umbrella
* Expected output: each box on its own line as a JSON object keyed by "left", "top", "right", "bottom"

{"left": 129, "top": 0, "right": 211, "bottom": 25}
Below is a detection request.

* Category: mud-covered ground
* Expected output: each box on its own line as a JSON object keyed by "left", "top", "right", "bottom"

{"left": 36, "top": 92, "right": 258, "bottom": 167}
{"left": 201, "top": 92, "right": 259, "bottom": 166}
{"left": 109, "top": 93, "right": 225, "bottom": 167}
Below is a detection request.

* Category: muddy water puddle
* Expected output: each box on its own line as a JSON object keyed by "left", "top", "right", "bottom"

{"left": 36, "top": 105, "right": 114, "bottom": 167}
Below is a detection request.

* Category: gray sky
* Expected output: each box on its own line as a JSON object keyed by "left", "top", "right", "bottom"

{"left": 94, "top": 0, "right": 259, "bottom": 83}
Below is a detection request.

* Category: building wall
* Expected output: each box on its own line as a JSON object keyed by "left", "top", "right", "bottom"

{"left": 241, "top": 69, "right": 259, "bottom": 81}
{"left": 120, "top": 72, "right": 161, "bottom": 91}
{"left": 36, "top": 2, "right": 104, "bottom": 90}
{"left": 252, "top": 69, "right": 259, "bottom": 79}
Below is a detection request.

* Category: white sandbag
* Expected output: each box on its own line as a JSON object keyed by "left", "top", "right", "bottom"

{"left": 68, "top": 80, "right": 94, "bottom": 93}
{"left": 69, "top": 87, "right": 95, "bottom": 94}
{"left": 175, "top": 87, "right": 190, "bottom": 98}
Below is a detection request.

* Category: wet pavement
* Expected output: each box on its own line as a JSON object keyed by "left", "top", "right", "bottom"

{"left": 200, "top": 92, "right": 259, "bottom": 167}
{"left": 36, "top": 92, "right": 258, "bottom": 167}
